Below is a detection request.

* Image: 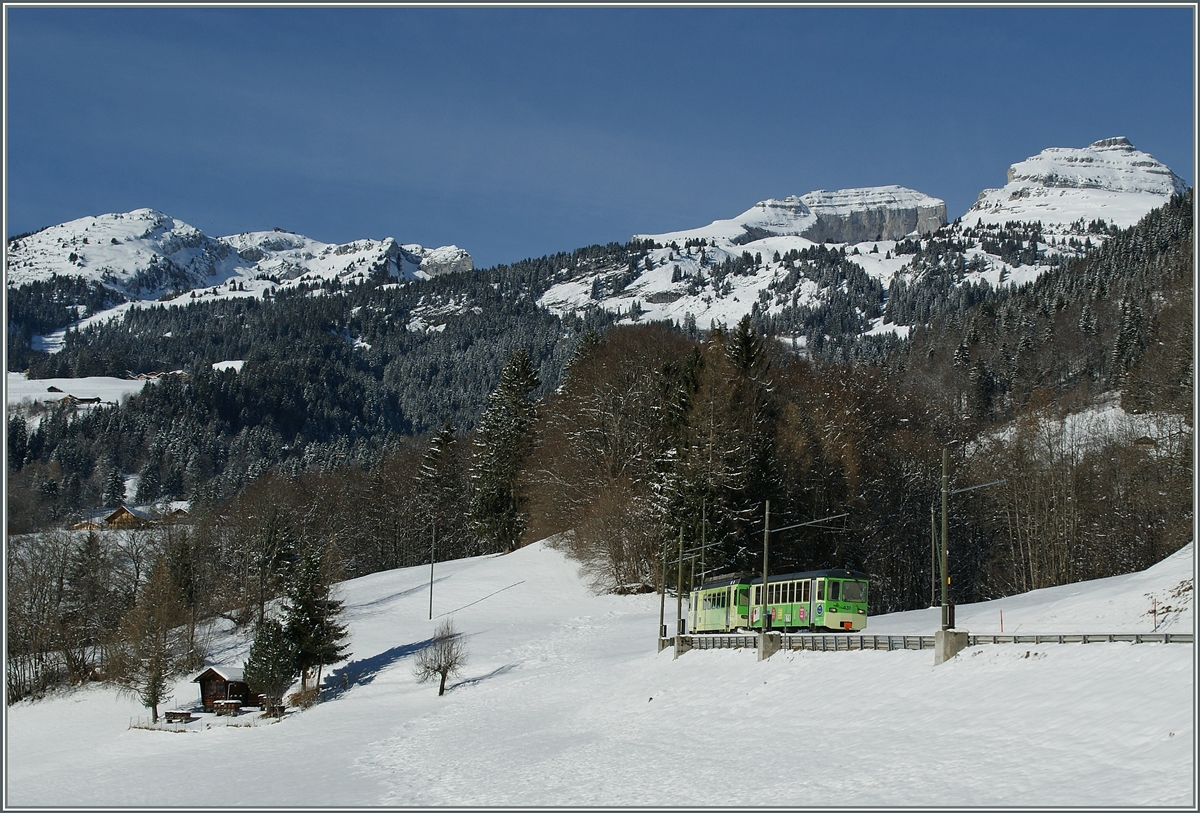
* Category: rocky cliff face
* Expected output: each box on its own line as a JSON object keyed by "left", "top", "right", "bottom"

{"left": 636, "top": 185, "right": 945, "bottom": 246}
{"left": 403, "top": 244, "right": 474, "bottom": 277}
{"left": 799, "top": 186, "right": 946, "bottom": 243}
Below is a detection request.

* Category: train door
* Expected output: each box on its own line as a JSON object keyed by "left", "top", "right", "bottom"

{"left": 799, "top": 579, "right": 811, "bottom": 628}
{"left": 814, "top": 578, "right": 826, "bottom": 628}
{"left": 724, "top": 587, "right": 731, "bottom": 631}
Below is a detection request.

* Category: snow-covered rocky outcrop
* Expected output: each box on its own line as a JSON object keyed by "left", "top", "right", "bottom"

{"left": 404, "top": 244, "right": 474, "bottom": 277}
{"left": 5, "top": 208, "right": 473, "bottom": 296}
{"left": 800, "top": 186, "right": 947, "bottom": 243}
{"left": 637, "top": 185, "right": 946, "bottom": 246}
{"left": 965, "top": 137, "right": 1188, "bottom": 228}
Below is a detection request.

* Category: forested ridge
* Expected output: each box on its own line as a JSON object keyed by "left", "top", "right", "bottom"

{"left": 6, "top": 193, "right": 1192, "bottom": 704}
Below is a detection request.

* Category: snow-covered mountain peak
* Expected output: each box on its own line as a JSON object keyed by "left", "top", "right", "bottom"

{"left": 6, "top": 209, "right": 473, "bottom": 297}
{"left": 967, "top": 137, "right": 1187, "bottom": 227}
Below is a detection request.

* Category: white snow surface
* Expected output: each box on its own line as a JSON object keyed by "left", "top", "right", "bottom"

{"left": 966, "top": 137, "right": 1188, "bottom": 228}
{"left": 6, "top": 539, "right": 1194, "bottom": 807}
{"left": 6, "top": 371, "right": 151, "bottom": 407}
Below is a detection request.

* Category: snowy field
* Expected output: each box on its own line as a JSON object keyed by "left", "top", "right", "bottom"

{"left": 5, "top": 540, "right": 1194, "bottom": 808}
{"left": 5, "top": 371, "right": 152, "bottom": 407}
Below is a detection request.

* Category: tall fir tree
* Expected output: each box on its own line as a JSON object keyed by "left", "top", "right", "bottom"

{"left": 283, "top": 546, "right": 350, "bottom": 695}
{"left": 469, "top": 350, "right": 540, "bottom": 551}
{"left": 243, "top": 616, "right": 298, "bottom": 715}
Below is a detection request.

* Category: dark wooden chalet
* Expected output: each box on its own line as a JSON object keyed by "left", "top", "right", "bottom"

{"left": 193, "top": 666, "right": 261, "bottom": 709}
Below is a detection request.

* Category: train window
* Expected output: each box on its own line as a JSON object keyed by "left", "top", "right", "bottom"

{"left": 802, "top": 580, "right": 810, "bottom": 602}
{"left": 753, "top": 586, "right": 760, "bottom": 605}
{"left": 816, "top": 580, "right": 824, "bottom": 601}
{"left": 842, "top": 581, "right": 867, "bottom": 602}
{"left": 829, "top": 580, "right": 841, "bottom": 601}
{"left": 788, "top": 582, "right": 795, "bottom": 603}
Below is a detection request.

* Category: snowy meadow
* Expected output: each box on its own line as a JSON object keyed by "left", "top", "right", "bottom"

{"left": 5, "top": 539, "right": 1194, "bottom": 808}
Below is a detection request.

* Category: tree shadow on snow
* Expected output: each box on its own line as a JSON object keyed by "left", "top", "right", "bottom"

{"left": 321, "top": 637, "right": 434, "bottom": 700}
{"left": 445, "top": 662, "right": 519, "bottom": 693}
{"left": 349, "top": 576, "right": 453, "bottom": 613}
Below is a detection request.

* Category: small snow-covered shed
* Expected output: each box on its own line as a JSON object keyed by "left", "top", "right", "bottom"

{"left": 193, "top": 666, "right": 259, "bottom": 709}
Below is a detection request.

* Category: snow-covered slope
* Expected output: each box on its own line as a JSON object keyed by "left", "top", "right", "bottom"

{"left": 5, "top": 539, "right": 1193, "bottom": 807}
{"left": 5, "top": 208, "right": 473, "bottom": 297}
{"left": 965, "top": 136, "right": 1188, "bottom": 228}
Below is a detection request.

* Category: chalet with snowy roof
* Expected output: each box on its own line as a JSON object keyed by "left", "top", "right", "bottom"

{"left": 193, "top": 666, "right": 260, "bottom": 710}
{"left": 103, "top": 505, "right": 154, "bottom": 529}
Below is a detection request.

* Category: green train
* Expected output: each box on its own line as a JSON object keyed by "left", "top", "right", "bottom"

{"left": 688, "top": 569, "right": 870, "bottom": 633}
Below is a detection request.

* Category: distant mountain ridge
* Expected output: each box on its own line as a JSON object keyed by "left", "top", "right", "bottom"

{"left": 5, "top": 137, "right": 1188, "bottom": 354}
{"left": 5, "top": 208, "right": 473, "bottom": 299}
{"left": 537, "top": 137, "right": 1187, "bottom": 334}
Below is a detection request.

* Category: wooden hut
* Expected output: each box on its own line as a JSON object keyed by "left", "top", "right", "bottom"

{"left": 193, "top": 666, "right": 260, "bottom": 709}
{"left": 103, "top": 505, "right": 153, "bottom": 529}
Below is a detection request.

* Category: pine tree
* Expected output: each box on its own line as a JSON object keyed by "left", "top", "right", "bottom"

{"left": 114, "top": 559, "right": 186, "bottom": 723}
{"left": 243, "top": 616, "right": 298, "bottom": 715}
{"left": 469, "top": 350, "right": 540, "bottom": 551}
{"left": 102, "top": 459, "right": 125, "bottom": 508}
{"left": 8, "top": 415, "right": 27, "bottom": 473}
{"left": 283, "top": 547, "right": 350, "bottom": 696}
{"left": 416, "top": 421, "right": 467, "bottom": 558}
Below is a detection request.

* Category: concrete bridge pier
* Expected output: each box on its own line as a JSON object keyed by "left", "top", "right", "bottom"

{"left": 758, "top": 631, "right": 782, "bottom": 661}
{"left": 934, "top": 629, "right": 969, "bottom": 665}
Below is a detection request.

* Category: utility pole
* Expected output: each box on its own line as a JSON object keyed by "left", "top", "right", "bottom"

{"left": 931, "top": 502, "right": 938, "bottom": 608}
{"left": 940, "top": 447, "right": 950, "bottom": 630}
{"left": 429, "top": 520, "right": 436, "bottom": 620}
{"left": 689, "top": 555, "right": 696, "bottom": 631}
{"left": 760, "top": 499, "right": 770, "bottom": 632}
{"left": 939, "top": 444, "right": 1006, "bottom": 631}
{"left": 674, "top": 526, "right": 684, "bottom": 659}
{"left": 658, "top": 542, "right": 667, "bottom": 639}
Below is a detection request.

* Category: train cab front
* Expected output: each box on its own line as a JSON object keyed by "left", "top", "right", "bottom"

{"left": 817, "top": 572, "right": 869, "bottom": 632}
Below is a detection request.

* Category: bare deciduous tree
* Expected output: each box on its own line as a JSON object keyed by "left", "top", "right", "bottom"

{"left": 413, "top": 618, "right": 468, "bottom": 697}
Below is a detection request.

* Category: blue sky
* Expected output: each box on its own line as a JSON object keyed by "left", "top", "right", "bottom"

{"left": 5, "top": 6, "right": 1195, "bottom": 268}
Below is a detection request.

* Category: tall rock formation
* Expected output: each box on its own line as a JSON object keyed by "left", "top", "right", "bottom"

{"left": 966, "top": 137, "right": 1188, "bottom": 228}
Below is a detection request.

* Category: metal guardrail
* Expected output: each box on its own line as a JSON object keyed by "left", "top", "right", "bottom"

{"left": 967, "top": 633, "right": 1193, "bottom": 645}
{"left": 664, "top": 632, "right": 1193, "bottom": 652}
